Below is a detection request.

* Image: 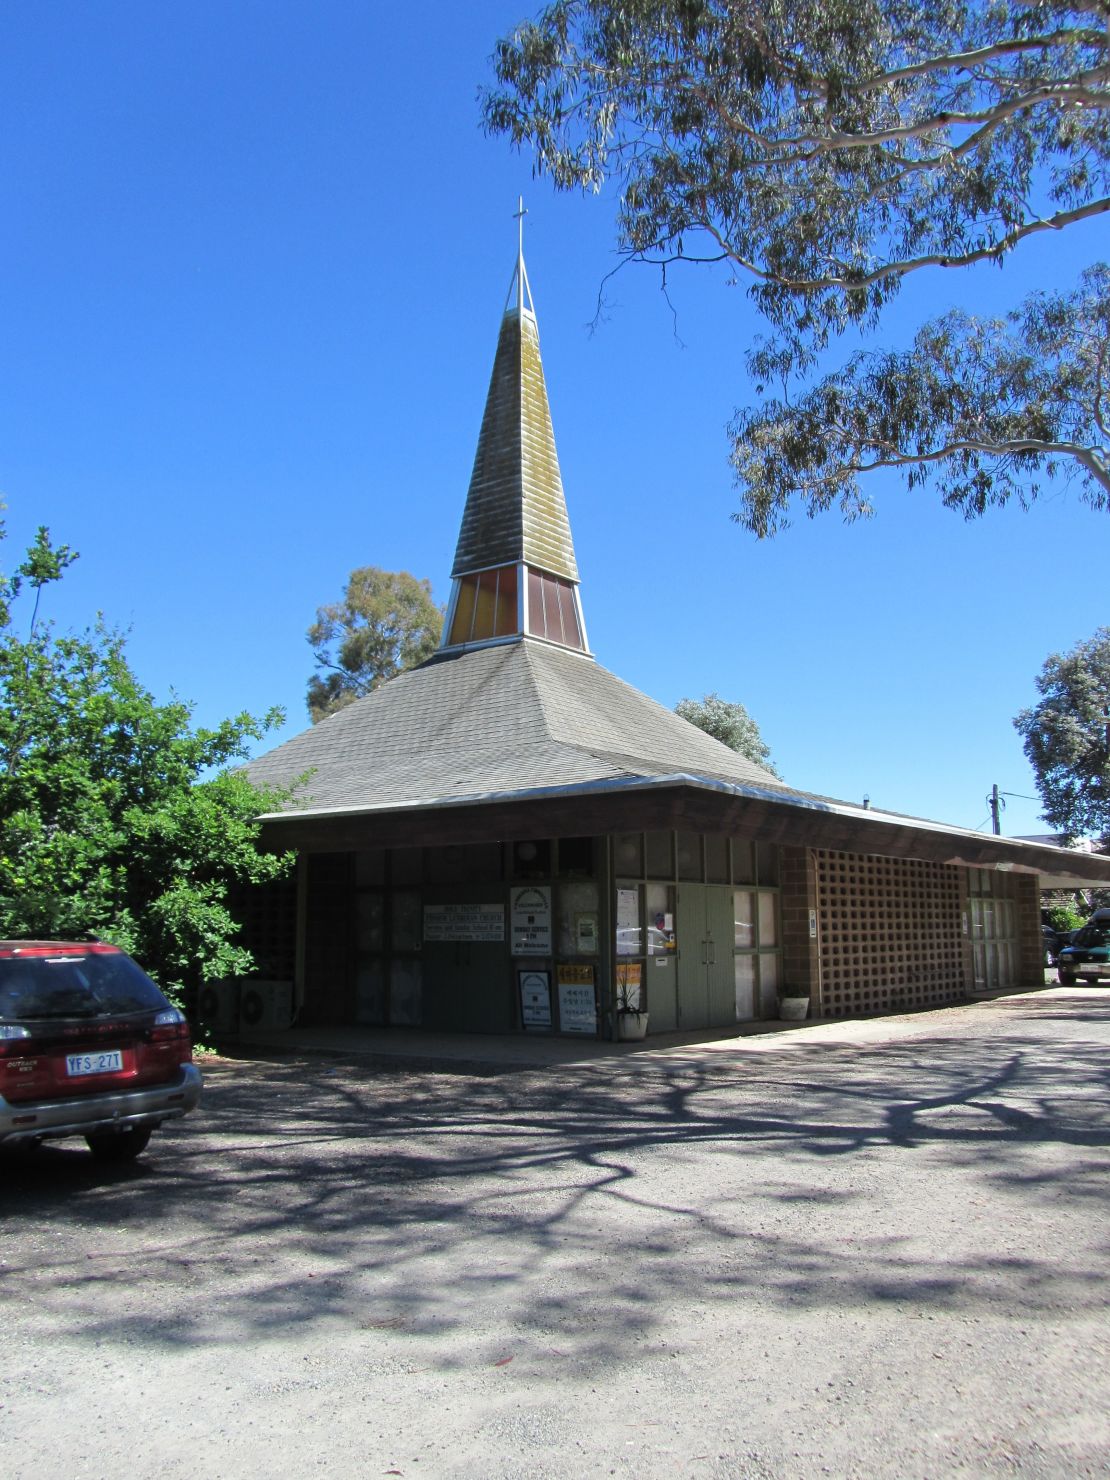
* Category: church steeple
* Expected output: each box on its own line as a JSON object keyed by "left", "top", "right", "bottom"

{"left": 441, "top": 208, "right": 589, "bottom": 655}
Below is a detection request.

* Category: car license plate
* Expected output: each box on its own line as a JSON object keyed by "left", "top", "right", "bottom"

{"left": 65, "top": 1050, "right": 124, "bottom": 1077}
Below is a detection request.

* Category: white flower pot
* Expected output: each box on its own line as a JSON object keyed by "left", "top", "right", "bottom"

{"left": 617, "top": 1011, "right": 649, "bottom": 1041}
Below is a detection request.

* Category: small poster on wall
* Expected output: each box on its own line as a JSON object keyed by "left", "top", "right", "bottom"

{"left": 519, "top": 970, "right": 552, "bottom": 1030}
{"left": 511, "top": 885, "right": 552, "bottom": 955}
{"left": 557, "top": 965, "right": 597, "bottom": 1034}
{"left": 616, "top": 888, "right": 639, "bottom": 954}
{"left": 616, "top": 961, "right": 643, "bottom": 1010}
{"left": 575, "top": 912, "right": 599, "bottom": 954}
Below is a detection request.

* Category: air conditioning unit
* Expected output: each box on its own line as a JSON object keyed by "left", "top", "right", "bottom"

{"left": 197, "top": 979, "right": 240, "bottom": 1034}
{"left": 238, "top": 979, "right": 294, "bottom": 1034}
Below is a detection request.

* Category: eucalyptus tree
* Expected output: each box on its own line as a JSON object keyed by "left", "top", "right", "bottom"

{"left": 484, "top": 1, "right": 1110, "bottom": 534}
{"left": 1015, "top": 627, "right": 1110, "bottom": 845}
{"left": 307, "top": 566, "right": 443, "bottom": 722}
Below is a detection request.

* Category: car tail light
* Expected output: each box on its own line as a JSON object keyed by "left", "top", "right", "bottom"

{"left": 144, "top": 1013, "right": 193, "bottom": 1066}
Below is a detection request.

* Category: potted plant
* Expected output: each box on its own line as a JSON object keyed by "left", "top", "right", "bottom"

{"left": 778, "top": 989, "right": 810, "bottom": 1022}
{"left": 616, "top": 978, "right": 649, "bottom": 1040}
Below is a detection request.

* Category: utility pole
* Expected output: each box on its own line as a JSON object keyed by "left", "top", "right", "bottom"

{"left": 987, "top": 783, "right": 1003, "bottom": 836}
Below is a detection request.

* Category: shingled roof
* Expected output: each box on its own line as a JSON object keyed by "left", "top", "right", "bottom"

{"left": 248, "top": 638, "right": 793, "bottom": 814}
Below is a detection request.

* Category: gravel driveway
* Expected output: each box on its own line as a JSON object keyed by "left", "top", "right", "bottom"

{"left": 3, "top": 987, "right": 1110, "bottom": 1478}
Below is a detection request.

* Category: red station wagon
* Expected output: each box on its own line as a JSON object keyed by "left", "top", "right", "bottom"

{"left": 0, "top": 941, "right": 202, "bottom": 1161}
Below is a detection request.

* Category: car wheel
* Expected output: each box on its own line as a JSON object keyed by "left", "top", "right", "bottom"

{"left": 1058, "top": 965, "right": 1077, "bottom": 986}
{"left": 85, "top": 1125, "right": 153, "bottom": 1162}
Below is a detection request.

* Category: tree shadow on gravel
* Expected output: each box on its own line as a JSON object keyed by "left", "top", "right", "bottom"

{"left": 4, "top": 1019, "right": 1110, "bottom": 1371}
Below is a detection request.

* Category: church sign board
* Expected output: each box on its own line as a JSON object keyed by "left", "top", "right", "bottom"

{"left": 511, "top": 886, "right": 552, "bottom": 955}
{"left": 423, "top": 903, "right": 505, "bottom": 943}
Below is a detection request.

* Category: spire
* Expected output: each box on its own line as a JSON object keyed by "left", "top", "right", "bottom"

{"left": 441, "top": 210, "right": 588, "bottom": 655}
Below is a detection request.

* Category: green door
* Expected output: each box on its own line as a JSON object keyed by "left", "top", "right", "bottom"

{"left": 675, "top": 885, "right": 736, "bottom": 1031}
{"left": 705, "top": 886, "right": 736, "bottom": 1025}
{"left": 675, "top": 886, "right": 709, "bottom": 1029}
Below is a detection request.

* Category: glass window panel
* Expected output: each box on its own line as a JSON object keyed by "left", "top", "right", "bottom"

{"left": 676, "top": 831, "right": 702, "bottom": 880}
{"left": 645, "top": 882, "right": 676, "bottom": 954}
{"left": 355, "top": 962, "right": 385, "bottom": 1025}
{"left": 615, "top": 884, "right": 642, "bottom": 956}
{"left": 972, "top": 942, "right": 986, "bottom": 986}
{"left": 389, "top": 960, "right": 422, "bottom": 1026}
{"left": 354, "top": 850, "right": 385, "bottom": 887}
{"left": 557, "top": 836, "right": 594, "bottom": 877}
{"left": 970, "top": 898, "right": 983, "bottom": 937}
{"left": 526, "top": 568, "right": 545, "bottom": 638}
{"left": 447, "top": 576, "right": 477, "bottom": 645}
{"left": 734, "top": 891, "right": 755, "bottom": 950}
{"left": 756, "top": 845, "right": 780, "bottom": 886}
{"left": 541, "top": 573, "right": 565, "bottom": 644}
{"left": 731, "top": 839, "right": 754, "bottom": 884}
{"left": 616, "top": 962, "right": 643, "bottom": 1011}
{"left": 425, "top": 842, "right": 502, "bottom": 884}
{"left": 556, "top": 582, "right": 583, "bottom": 649}
{"left": 558, "top": 880, "right": 598, "bottom": 954}
{"left": 473, "top": 569, "right": 498, "bottom": 640}
{"left": 614, "top": 833, "right": 643, "bottom": 876}
{"left": 705, "top": 834, "right": 729, "bottom": 884}
{"left": 391, "top": 848, "right": 423, "bottom": 885}
{"left": 758, "top": 954, "right": 780, "bottom": 1017}
{"left": 645, "top": 831, "right": 673, "bottom": 879}
{"left": 392, "top": 890, "right": 422, "bottom": 951}
{"left": 998, "top": 942, "right": 1013, "bottom": 984}
{"left": 494, "top": 564, "right": 518, "bottom": 637}
{"left": 758, "top": 892, "right": 778, "bottom": 948}
{"left": 734, "top": 954, "right": 756, "bottom": 1021}
{"left": 355, "top": 892, "right": 385, "bottom": 952}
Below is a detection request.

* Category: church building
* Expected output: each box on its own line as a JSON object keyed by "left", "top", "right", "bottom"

{"left": 239, "top": 238, "right": 1110, "bottom": 1040}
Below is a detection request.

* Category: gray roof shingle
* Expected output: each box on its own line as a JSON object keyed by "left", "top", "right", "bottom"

{"left": 247, "top": 638, "right": 803, "bottom": 815}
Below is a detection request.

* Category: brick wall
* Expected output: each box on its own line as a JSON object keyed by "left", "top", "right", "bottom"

{"left": 1014, "top": 872, "right": 1044, "bottom": 986}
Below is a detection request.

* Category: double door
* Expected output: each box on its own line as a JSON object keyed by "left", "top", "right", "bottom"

{"left": 675, "top": 885, "right": 737, "bottom": 1030}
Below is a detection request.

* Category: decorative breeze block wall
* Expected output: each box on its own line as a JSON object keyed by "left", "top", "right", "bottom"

{"left": 814, "top": 850, "right": 967, "bottom": 1018}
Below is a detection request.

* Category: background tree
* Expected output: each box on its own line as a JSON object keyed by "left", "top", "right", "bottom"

{"left": 0, "top": 520, "right": 293, "bottom": 1009}
{"left": 484, "top": 1, "right": 1109, "bottom": 534}
{"left": 675, "top": 691, "right": 778, "bottom": 774}
{"left": 307, "top": 567, "right": 443, "bottom": 722}
{"left": 1014, "top": 627, "right": 1110, "bottom": 845}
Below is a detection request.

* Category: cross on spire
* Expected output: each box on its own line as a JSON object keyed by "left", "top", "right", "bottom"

{"left": 513, "top": 196, "right": 528, "bottom": 314}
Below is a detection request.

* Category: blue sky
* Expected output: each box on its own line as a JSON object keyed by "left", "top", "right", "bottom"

{"left": 2, "top": 1, "right": 1105, "bottom": 839}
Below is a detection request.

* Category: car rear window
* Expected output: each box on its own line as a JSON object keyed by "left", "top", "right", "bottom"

{"left": 0, "top": 950, "right": 171, "bottom": 1021}
{"left": 1073, "top": 924, "right": 1110, "bottom": 948}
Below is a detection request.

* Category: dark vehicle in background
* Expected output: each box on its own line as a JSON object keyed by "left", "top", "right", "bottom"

{"left": 1057, "top": 912, "right": 1110, "bottom": 986}
{"left": 0, "top": 941, "right": 201, "bottom": 1160}
{"left": 1042, "top": 924, "right": 1064, "bottom": 966}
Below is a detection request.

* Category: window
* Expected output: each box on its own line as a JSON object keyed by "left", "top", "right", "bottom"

{"left": 447, "top": 565, "right": 519, "bottom": 645}
{"left": 525, "top": 568, "right": 584, "bottom": 649}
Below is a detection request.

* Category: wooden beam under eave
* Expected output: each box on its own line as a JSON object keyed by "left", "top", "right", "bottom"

{"left": 257, "top": 783, "right": 1110, "bottom": 884}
